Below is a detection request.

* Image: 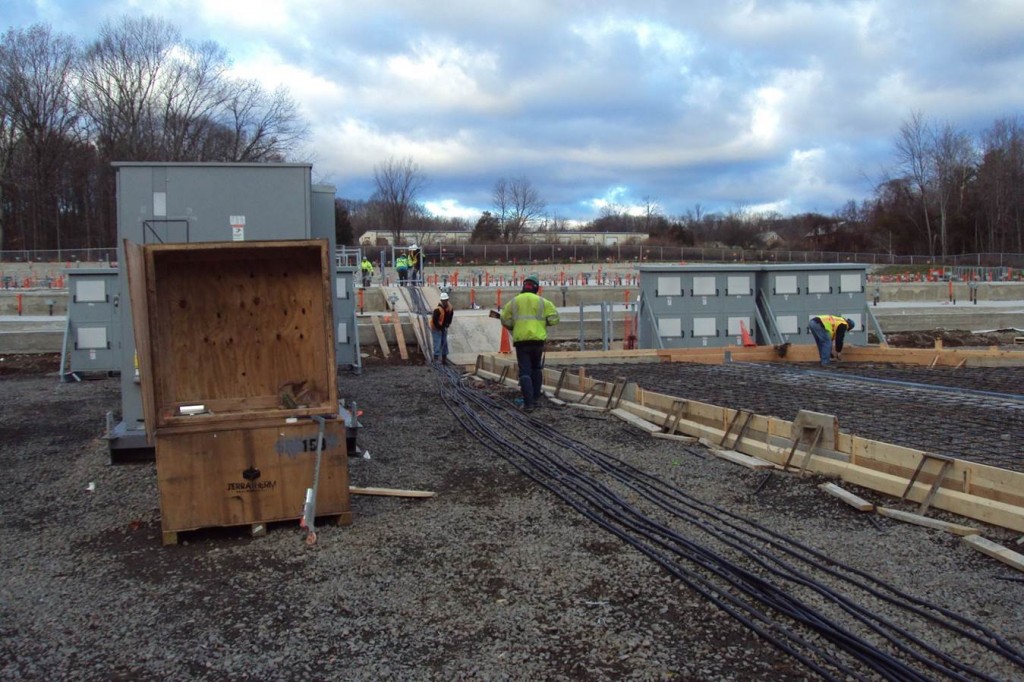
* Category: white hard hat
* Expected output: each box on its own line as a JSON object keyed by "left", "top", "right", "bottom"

{"left": 439, "top": 292, "right": 450, "bottom": 301}
{"left": 410, "top": 244, "right": 419, "bottom": 250}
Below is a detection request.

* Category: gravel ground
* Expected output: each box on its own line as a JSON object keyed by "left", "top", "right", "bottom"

{"left": 1, "top": 360, "right": 1023, "bottom": 680}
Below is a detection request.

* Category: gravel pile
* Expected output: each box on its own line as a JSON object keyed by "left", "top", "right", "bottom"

{"left": 1, "top": 363, "right": 1022, "bottom": 680}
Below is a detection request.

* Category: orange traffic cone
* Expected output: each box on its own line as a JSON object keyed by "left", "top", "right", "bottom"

{"left": 499, "top": 326, "right": 512, "bottom": 353}
{"left": 739, "top": 320, "right": 756, "bottom": 347}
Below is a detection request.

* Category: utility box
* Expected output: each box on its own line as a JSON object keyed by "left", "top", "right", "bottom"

{"left": 638, "top": 264, "right": 867, "bottom": 350}
{"left": 106, "top": 162, "right": 354, "bottom": 460}
{"left": 332, "top": 265, "right": 360, "bottom": 370}
{"left": 65, "top": 268, "right": 122, "bottom": 374}
{"left": 125, "top": 238, "right": 351, "bottom": 544}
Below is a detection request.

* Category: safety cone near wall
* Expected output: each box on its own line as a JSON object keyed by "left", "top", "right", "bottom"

{"left": 500, "top": 326, "right": 512, "bottom": 353}
{"left": 739, "top": 320, "right": 756, "bottom": 347}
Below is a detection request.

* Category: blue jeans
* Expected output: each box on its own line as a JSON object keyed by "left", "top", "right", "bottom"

{"left": 431, "top": 328, "right": 448, "bottom": 359}
{"left": 515, "top": 344, "right": 545, "bottom": 407}
{"left": 809, "top": 318, "right": 832, "bottom": 366}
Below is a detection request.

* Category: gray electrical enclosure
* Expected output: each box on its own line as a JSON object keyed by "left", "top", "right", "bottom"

{"left": 97, "top": 162, "right": 357, "bottom": 459}
{"left": 637, "top": 263, "right": 868, "bottom": 350}
{"left": 65, "top": 268, "right": 121, "bottom": 374}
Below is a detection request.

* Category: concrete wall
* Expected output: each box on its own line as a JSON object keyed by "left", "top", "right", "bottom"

{"left": 5, "top": 281, "right": 1024, "bottom": 317}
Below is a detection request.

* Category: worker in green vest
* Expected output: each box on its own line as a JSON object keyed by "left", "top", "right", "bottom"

{"left": 809, "top": 314, "right": 854, "bottom": 367}
{"left": 500, "top": 274, "right": 560, "bottom": 412}
{"left": 396, "top": 253, "right": 410, "bottom": 286}
{"left": 360, "top": 257, "right": 373, "bottom": 287}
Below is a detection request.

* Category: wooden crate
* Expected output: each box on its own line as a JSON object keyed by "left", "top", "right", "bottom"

{"left": 155, "top": 419, "right": 351, "bottom": 545}
{"left": 124, "top": 239, "right": 350, "bottom": 543}
{"left": 125, "top": 239, "right": 338, "bottom": 432}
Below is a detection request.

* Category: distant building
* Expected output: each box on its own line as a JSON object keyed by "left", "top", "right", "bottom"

{"left": 359, "top": 230, "right": 647, "bottom": 246}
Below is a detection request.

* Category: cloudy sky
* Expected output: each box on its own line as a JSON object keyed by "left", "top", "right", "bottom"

{"left": 8, "top": 1, "right": 1024, "bottom": 223}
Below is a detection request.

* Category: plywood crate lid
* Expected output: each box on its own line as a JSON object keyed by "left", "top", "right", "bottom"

{"left": 126, "top": 239, "right": 338, "bottom": 436}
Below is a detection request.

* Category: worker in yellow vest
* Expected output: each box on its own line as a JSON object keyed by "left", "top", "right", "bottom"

{"left": 500, "top": 274, "right": 559, "bottom": 412}
{"left": 360, "top": 257, "right": 373, "bottom": 287}
{"left": 809, "top": 314, "right": 854, "bottom": 367}
{"left": 408, "top": 245, "right": 421, "bottom": 284}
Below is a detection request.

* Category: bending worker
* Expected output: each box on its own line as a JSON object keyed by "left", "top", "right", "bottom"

{"left": 809, "top": 314, "right": 854, "bottom": 367}
{"left": 500, "top": 274, "right": 560, "bottom": 413}
{"left": 431, "top": 292, "right": 454, "bottom": 365}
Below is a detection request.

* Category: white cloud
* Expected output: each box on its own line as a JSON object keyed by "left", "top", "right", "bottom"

{"left": 9, "top": 0, "right": 1024, "bottom": 219}
{"left": 423, "top": 198, "right": 481, "bottom": 220}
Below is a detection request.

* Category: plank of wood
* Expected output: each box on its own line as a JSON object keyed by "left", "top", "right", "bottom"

{"left": 712, "top": 448, "right": 775, "bottom": 470}
{"left": 610, "top": 408, "right": 662, "bottom": 433}
{"left": 652, "top": 432, "right": 698, "bottom": 444}
{"left": 349, "top": 486, "right": 436, "bottom": 498}
{"left": 876, "top": 506, "right": 979, "bottom": 536}
{"left": 392, "top": 314, "right": 410, "bottom": 360}
{"left": 819, "top": 482, "right": 874, "bottom": 511}
{"left": 962, "top": 535, "right": 1024, "bottom": 572}
{"left": 370, "top": 316, "right": 390, "bottom": 358}
{"left": 567, "top": 402, "right": 607, "bottom": 413}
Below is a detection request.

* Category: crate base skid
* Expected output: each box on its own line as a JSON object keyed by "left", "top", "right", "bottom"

{"left": 161, "top": 511, "right": 353, "bottom": 546}
{"left": 155, "top": 419, "right": 350, "bottom": 544}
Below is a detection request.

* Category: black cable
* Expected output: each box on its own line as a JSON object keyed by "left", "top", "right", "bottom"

{"left": 436, "top": 366, "right": 1024, "bottom": 680}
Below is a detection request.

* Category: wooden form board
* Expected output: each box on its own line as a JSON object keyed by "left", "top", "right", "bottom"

{"left": 475, "top": 353, "right": 1024, "bottom": 533}
{"left": 876, "top": 507, "right": 979, "bottom": 536}
{"left": 477, "top": 341, "right": 1024, "bottom": 369}
{"left": 392, "top": 315, "right": 409, "bottom": 360}
{"left": 652, "top": 344, "right": 1024, "bottom": 368}
{"left": 370, "top": 316, "right": 390, "bottom": 358}
{"left": 124, "top": 239, "right": 338, "bottom": 434}
{"left": 155, "top": 419, "right": 351, "bottom": 541}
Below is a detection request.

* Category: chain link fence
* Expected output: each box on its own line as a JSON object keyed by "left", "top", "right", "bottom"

{"left": 3, "top": 245, "right": 1023, "bottom": 270}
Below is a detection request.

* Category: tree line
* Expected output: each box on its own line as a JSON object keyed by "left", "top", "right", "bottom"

{"left": 4, "top": 16, "right": 1024, "bottom": 259}
{"left": 0, "top": 18, "right": 305, "bottom": 254}
{"left": 353, "top": 112, "right": 1024, "bottom": 258}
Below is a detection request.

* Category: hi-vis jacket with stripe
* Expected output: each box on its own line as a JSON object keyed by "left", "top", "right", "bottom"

{"left": 500, "top": 292, "right": 560, "bottom": 344}
{"left": 814, "top": 314, "right": 849, "bottom": 339}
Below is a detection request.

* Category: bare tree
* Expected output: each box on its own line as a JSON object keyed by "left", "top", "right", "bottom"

{"left": 641, "top": 195, "right": 661, "bottom": 234}
{"left": 78, "top": 16, "right": 180, "bottom": 160}
{"left": 930, "top": 122, "right": 975, "bottom": 258}
{"left": 977, "top": 117, "right": 1024, "bottom": 253}
{"left": 0, "top": 72, "right": 13, "bottom": 251}
{"left": 157, "top": 39, "right": 231, "bottom": 160}
{"left": 894, "top": 111, "right": 936, "bottom": 257}
{"left": 372, "top": 157, "right": 426, "bottom": 244}
{"left": 0, "top": 23, "right": 81, "bottom": 251}
{"left": 492, "top": 175, "right": 544, "bottom": 243}
{"left": 218, "top": 82, "right": 306, "bottom": 162}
